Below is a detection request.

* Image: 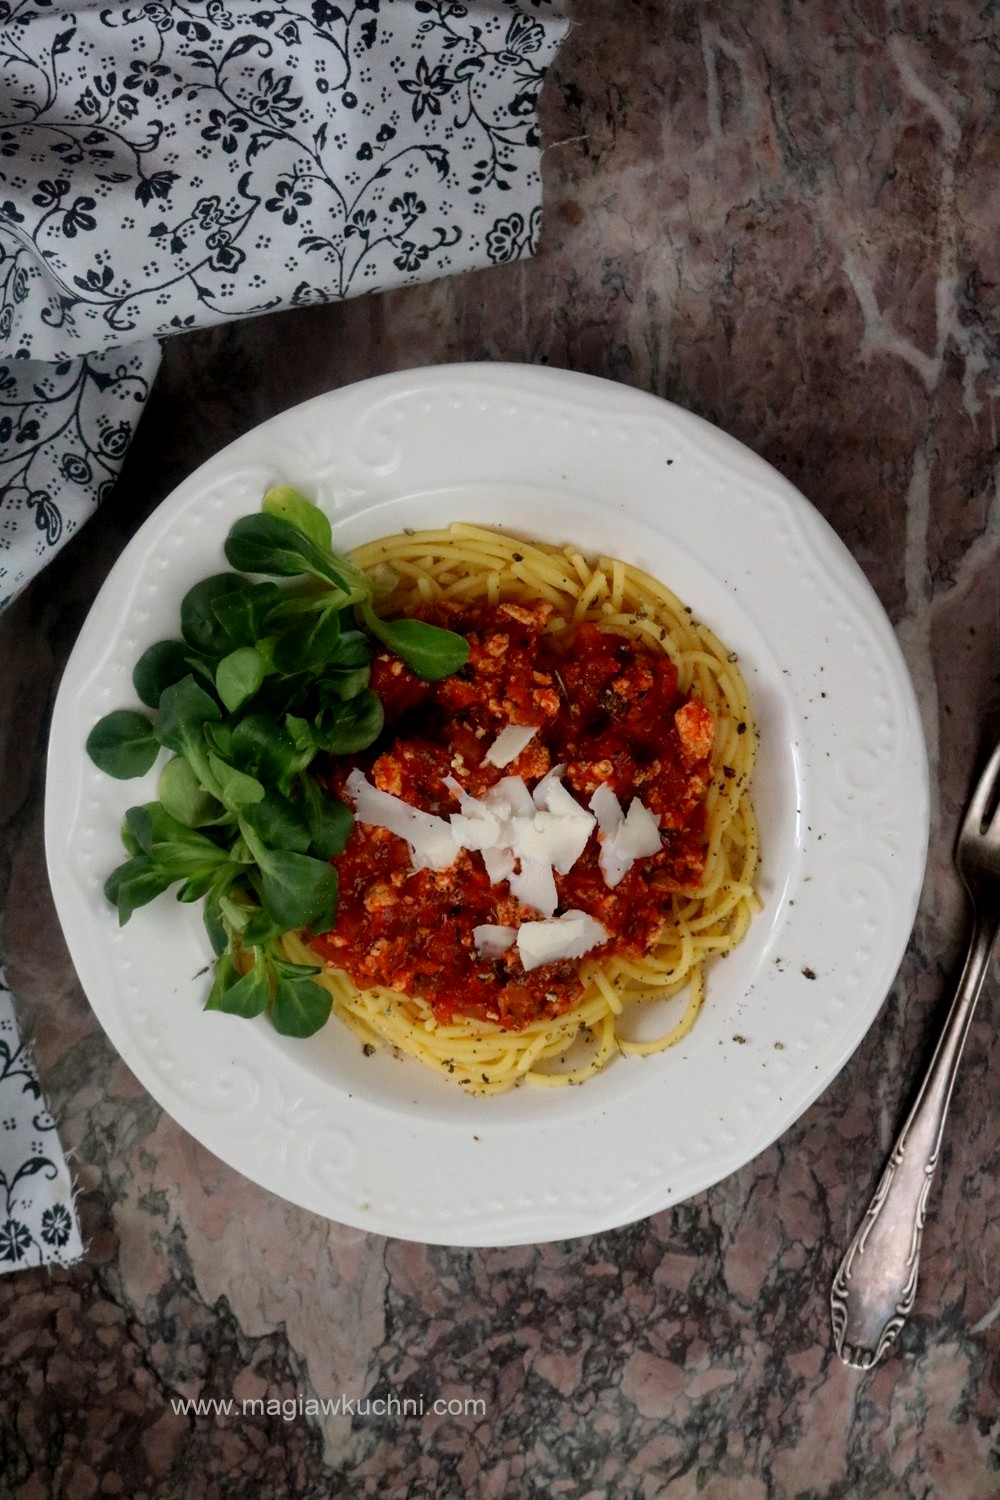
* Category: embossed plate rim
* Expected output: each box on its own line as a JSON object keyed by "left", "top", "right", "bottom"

{"left": 45, "top": 363, "right": 929, "bottom": 1244}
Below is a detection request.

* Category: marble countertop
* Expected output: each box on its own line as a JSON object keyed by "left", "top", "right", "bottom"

{"left": 3, "top": 2, "right": 1000, "bottom": 1495}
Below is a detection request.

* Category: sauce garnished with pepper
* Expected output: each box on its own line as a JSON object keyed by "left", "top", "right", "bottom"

{"left": 313, "top": 601, "right": 714, "bottom": 1029}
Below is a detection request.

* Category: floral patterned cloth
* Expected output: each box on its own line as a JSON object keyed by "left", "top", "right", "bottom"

{"left": 0, "top": 0, "right": 568, "bottom": 607}
{"left": 0, "top": 968, "right": 83, "bottom": 1273}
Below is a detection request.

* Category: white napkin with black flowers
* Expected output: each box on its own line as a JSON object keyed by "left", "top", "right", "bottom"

{"left": 0, "top": 0, "right": 569, "bottom": 610}
{"left": 0, "top": 966, "right": 83, "bottom": 1272}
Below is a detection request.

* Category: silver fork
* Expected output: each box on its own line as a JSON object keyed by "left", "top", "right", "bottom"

{"left": 830, "top": 738, "right": 1000, "bottom": 1368}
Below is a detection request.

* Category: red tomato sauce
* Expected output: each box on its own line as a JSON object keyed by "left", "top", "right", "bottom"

{"left": 312, "top": 600, "right": 715, "bottom": 1030}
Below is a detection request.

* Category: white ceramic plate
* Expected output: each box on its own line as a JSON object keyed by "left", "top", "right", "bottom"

{"left": 45, "top": 364, "right": 928, "bottom": 1245}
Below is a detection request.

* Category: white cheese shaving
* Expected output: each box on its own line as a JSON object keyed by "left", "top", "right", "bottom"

{"left": 449, "top": 811, "right": 501, "bottom": 851}
{"left": 482, "top": 845, "right": 516, "bottom": 886}
{"left": 508, "top": 809, "right": 593, "bottom": 876}
{"left": 530, "top": 762, "right": 567, "bottom": 810}
{"left": 508, "top": 855, "right": 559, "bottom": 917}
{"left": 445, "top": 774, "right": 509, "bottom": 854}
{"left": 589, "top": 784, "right": 661, "bottom": 887}
{"left": 473, "top": 923, "right": 517, "bottom": 959}
{"left": 345, "top": 769, "right": 457, "bottom": 871}
{"left": 516, "top": 910, "right": 610, "bottom": 971}
{"left": 445, "top": 766, "right": 595, "bottom": 913}
{"left": 485, "top": 775, "right": 536, "bottom": 819}
{"left": 484, "top": 724, "right": 538, "bottom": 768}
{"left": 617, "top": 797, "right": 662, "bottom": 859}
{"left": 503, "top": 768, "right": 592, "bottom": 912}
{"left": 589, "top": 781, "right": 624, "bottom": 836}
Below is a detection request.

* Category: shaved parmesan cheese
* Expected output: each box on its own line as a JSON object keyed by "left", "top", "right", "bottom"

{"left": 348, "top": 757, "right": 659, "bottom": 921}
{"left": 450, "top": 810, "right": 502, "bottom": 851}
{"left": 541, "top": 778, "right": 590, "bottom": 821}
{"left": 484, "top": 724, "right": 538, "bottom": 768}
{"left": 445, "top": 776, "right": 503, "bottom": 852}
{"left": 508, "top": 809, "right": 593, "bottom": 875}
{"left": 589, "top": 784, "right": 661, "bottom": 887}
{"left": 618, "top": 797, "right": 662, "bottom": 856}
{"left": 518, "top": 765, "right": 596, "bottom": 871}
{"left": 485, "top": 776, "right": 536, "bottom": 819}
{"left": 482, "top": 845, "right": 516, "bottom": 886}
{"left": 516, "top": 910, "right": 609, "bottom": 971}
{"left": 445, "top": 770, "right": 588, "bottom": 914}
{"left": 473, "top": 924, "right": 517, "bottom": 959}
{"left": 531, "top": 762, "right": 568, "bottom": 810}
{"left": 508, "top": 856, "right": 559, "bottom": 917}
{"left": 345, "top": 769, "right": 457, "bottom": 871}
{"left": 589, "top": 782, "right": 624, "bottom": 836}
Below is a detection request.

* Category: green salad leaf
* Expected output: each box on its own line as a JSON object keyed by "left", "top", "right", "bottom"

{"left": 85, "top": 710, "right": 159, "bottom": 779}
{"left": 84, "top": 485, "right": 469, "bottom": 1041}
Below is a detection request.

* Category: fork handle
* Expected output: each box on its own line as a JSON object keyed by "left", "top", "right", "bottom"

{"left": 831, "top": 908, "right": 1000, "bottom": 1368}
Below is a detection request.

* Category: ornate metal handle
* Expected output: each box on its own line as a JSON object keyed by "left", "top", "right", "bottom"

{"left": 831, "top": 910, "right": 1000, "bottom": 1368}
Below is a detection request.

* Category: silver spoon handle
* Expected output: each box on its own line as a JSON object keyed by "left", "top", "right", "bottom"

{"left": 831, "top": 911, "right": 1000, "bottom": 1368}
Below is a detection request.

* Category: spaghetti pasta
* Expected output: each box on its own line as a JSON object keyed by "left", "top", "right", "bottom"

{"left": 284, "top": 524, "right": 759, "bottom": 1094}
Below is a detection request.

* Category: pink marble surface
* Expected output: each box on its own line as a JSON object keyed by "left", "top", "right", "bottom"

{"left": 4, "top": 1, "right": 1000, "bottom": 1495}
